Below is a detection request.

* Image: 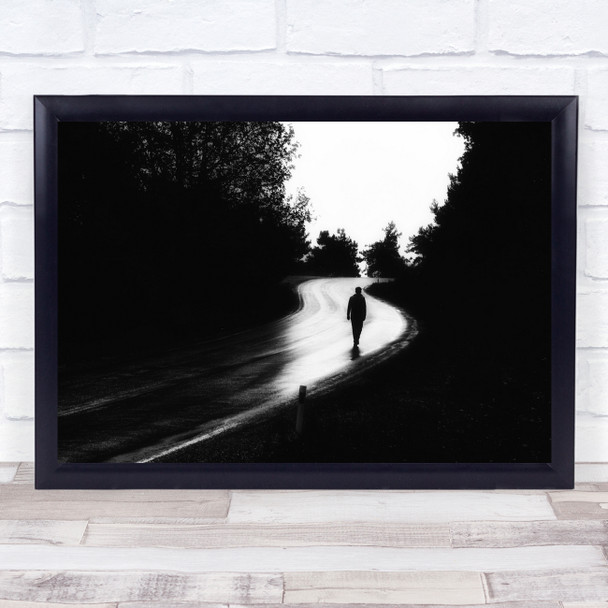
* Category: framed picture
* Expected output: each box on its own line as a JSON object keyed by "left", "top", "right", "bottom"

{"left": 35, "top": 95, "right": 577, "bottom": 489}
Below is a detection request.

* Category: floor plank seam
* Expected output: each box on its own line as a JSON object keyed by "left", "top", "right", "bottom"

{"left": 281, "top": 569, "right": 286, "bottom": 604}
{"left": 546, "top": 492, "right": 560, "bottom": 520}
{"left": 2, "top": 461, "right": 608, "bottom": 606}
{"left": 448, "top": 523, "right": 455, "bottom": 549}
{"left": 80, "top": 521, "right": 91, "bottom": 545}
{"left": 480, "top": 571, "right": 490, "bottom": 603}
{"left": 225, "top": 490, "right": 233, "bottom": 520}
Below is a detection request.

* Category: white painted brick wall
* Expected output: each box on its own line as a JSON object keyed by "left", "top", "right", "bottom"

{"left": 95, "top": 0, "right": 277, "bottom": 54}
{"left": 585, "top": 69, "right": 608, "bottom": 130}
{"left": 578, "top": 355, "right": 608, "bottom": 417}
{"left": 584, "top": 218, "right": 608, "bottom": 281}
{"left": 0, "top": 136, "right": 34, "bottom": 206}
{"left": 286, "top": 0, "right": 476, "bottom": 57}
{"left": 0, "top": 0, "right": 606, "bottom": 463}
{"left": 0, "top": 284, "right": 33, "bottom": 350}
{"left": 0, "top": 0, "right": 85, "bottom": 55}
{"left": 0, "top": 65, "right": 186, "bottom": 131}
{"left": 381, "top": 66, "right": 576, "bottom": 95}
{"left": 488, "top": 0, "right": 608, "bottom": 56}
{"left": 0, "top": 352, "right": 34, "bottom": 420}
{"left": 578, "top": 140, "right": 608, "bottom": 207}
{"left": 190, "top": 60, "right": 375, "bottom": 95}
{"left": 0, "top": 207, "right": 34, "bottom": 281}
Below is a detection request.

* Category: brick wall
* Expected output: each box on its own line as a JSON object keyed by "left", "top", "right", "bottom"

{"left": 0, "top": 0, "right": 605, "bottom": 462}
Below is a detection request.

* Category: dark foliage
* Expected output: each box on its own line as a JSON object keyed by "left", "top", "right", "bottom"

{"left": 58, "top": 121, "right": 310, "bottom": 363}
{"left": 172, "top": 119, "right": 553, "bottom": 464}
{"left": 302, "top": 228, "right": 361, "bottom": 277}
{"left": 367, "top": 122, "right": 552, "bottom": 461}
{"left": 361, "top": 221, "right": 407, "bottom": 278}
{"left": 405, "top": 122, "right": 551, "bottom": 361}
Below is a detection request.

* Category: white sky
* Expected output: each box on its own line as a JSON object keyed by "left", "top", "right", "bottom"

{"left": 285, "top": 122, "right": 465, "bottom": 257}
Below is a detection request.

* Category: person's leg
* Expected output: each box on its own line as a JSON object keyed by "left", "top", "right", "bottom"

{"left": 353, "top": 320, "right": 363, "bottom": 345}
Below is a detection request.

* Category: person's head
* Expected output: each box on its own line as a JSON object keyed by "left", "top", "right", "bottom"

{"left": 355, "top": 287, "right": 362, "bottom": 294}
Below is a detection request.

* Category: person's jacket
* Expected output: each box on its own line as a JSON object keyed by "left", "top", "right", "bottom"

{"left": 347, "top": 293, "right": 366, "bottom": 321}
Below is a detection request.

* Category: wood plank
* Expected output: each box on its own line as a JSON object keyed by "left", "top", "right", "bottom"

{"left": 0, "top": 520, "right": 87, "bottom": 545}
{"left": 0, "top": 484, "right": 229, "bottom": 520}
{"left": 117, "top": 604, "right": 226, "bottom": 608}
{"left": 548, "top": 490, "right": 608, "bottom": 519}
{"left": 482, "top": 489, "right": 550, "bottom": 495}
{"left": 574, "top": 484, "right": 604, "bottom": 492}
{"left": 549, "top": 491, "right": 608, "bottom": 503}
{"left": 0, "top": 601, "right": 117, "bottom": 608}
{"left": 228, "top": 491, "right": 556, "bottom": 523}
{"left": 576, "top": 464, "right": 608, "bottom": 483}
{"left": 485, "top": 567, "right": 608, "bottom": 602}
{"left": 120, "top": 604, "right": 560, "bottom": 608}
{"left": 283, "top": 571, "right": 486, "bottom": 604}
{"left": 0, "top": 545, "right": 603, "bottom": 572}
{"left": 88, "top": 517, "right": 231, "bottom": 525}
{"left": 117, "top": 604, "right": 227, "bottom": 608}
{"left": 82, "top": 522, "right": 451, "bottom": 548}
{"left": 451, "top": 520, "right": 608, "bottom": 548}
{"left": 229, "top": 604, "right": 561, "bottom": 608}
{"left": 0, "top": 571, "right": 282, "bottom": 604}
{"left": 0, "top": 463, "right": 19, "bottom": 483}
{"left": 550, "top": 502, "right": 608, "bottom": 520}
{"left": 13, "top": 462, "right": 33, "bottom": 484}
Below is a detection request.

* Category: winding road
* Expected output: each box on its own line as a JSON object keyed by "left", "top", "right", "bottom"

{"left": 58, "top": 277, "right": 416, "bottom": 463}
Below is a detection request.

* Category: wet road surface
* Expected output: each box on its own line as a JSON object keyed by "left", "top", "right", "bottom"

{"left": 59, "top": 277, "right": 416, "bottom": 463}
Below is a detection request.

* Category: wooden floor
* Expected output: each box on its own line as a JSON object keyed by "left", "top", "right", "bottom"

{"left": 0, "top": 463, "right": 607, "bottom": 606}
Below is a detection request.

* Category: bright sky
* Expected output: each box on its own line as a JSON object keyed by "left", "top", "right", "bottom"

{"left": 285, "top": 122, "right": 465, "bottom": 257}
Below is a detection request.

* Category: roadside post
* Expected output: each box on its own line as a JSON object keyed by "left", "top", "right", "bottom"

{"left": 295, "top": 385, "right": 308, "bottom": 435}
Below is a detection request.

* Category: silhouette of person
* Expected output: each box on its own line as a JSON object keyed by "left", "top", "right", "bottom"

{"left": 347, "top": 286, "right": 367, "bottom": 346}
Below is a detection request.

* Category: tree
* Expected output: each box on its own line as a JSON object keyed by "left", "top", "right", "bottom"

{"left": 304, "top": 228, "right": 360, "bottom": 277}
{"left": 364, "top": 122, "right": 552, "bottom": 463}
{"left": 58, "top": 120, "right": 312, "bottom": 355}
{"left": 407, "top": 122, "right": 550, "bottom": 322}
{"left": 404, "top": 121, "right": 552, "bottom": 372}
{"left": 362, "top": 221, "right": 407, "bottom": 278}
{"left": 95, "top": 121, "right": 310, "bottom": 284}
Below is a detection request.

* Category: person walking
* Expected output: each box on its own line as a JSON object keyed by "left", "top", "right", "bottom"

{"left": 347, "top": 286, "right": 367, "bottom": 346}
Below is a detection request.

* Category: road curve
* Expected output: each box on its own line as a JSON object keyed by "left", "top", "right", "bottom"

{"left": 58, "top": 277, "right": 417, "bottom": 463}
{"left": 276, "top": 277, "right": 409, "bottom": 394}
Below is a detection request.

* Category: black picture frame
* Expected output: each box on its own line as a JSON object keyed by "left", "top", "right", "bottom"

{"left": 35, "top": 95, "right": 577, "bottom": 489}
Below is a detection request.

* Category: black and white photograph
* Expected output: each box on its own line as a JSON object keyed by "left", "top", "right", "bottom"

{"left": 56, "top": 114, "right": 552, "bottom": 466}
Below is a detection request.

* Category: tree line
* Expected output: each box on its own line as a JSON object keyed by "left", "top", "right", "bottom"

{"left": 368, "top": 120, "right": 552, "bottom": 452}
{"left": 59, "top": 118, "right": 409, "bottom": 364}
{"left": 59, "top": 120, "right": 312, "bottom": 361}
{"left": 307, "top": 121, "right": 552, "bottom": 388}
{"left": 59, "top": 117, "right": 551, "bottom": 392}
{"left": 297, "top": 221, "right": 408, "bottom": 278}
{"left": 389, "top": 120, "right": 551, "bottom": 361}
